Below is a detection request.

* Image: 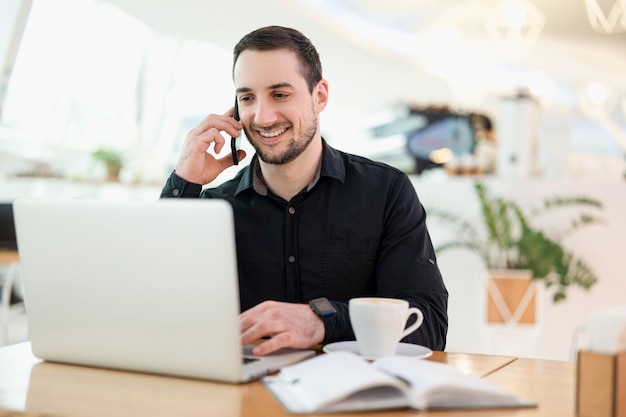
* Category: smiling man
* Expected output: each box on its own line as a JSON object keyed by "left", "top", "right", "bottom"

{"left": 160, "top": 26, "right": 448, "bottom": 355}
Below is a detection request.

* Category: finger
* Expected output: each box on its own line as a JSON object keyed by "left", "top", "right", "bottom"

{"left": 239, "top": 301, "right": 280, "bottom": 345}
{"left": 252, "top": 333, "right": 292, "bottom": 356}
{"left": 239, "top": 303, "right": 271, "bottom": 341}
{"left": 235, "top": 149, "right": 247, "bottom": 165}
{"left": 240, "top": 301, "right": 268, "bottom": 323}
{"left": 185, "top": 128, "right": 222, "bottom": 154}
{"left": 191, "top": 113, "right": 241, "bottom": 140}
{"left": 239, "top": 307, "right": 258, "bottom": 334}
{"left": 198, "top": 128, "right": 226, "bottom": 153}
{"left": 221, "top": 106, "right": 242, "bottom": 136}
{"left": 252, "top": 341, "right": 272, "bottom": 356}
{"left": 215, "top": 150, "right": 247, "bottom": 171}
{"left": 241, "top": 319, "right": 280, "bottom": 347}
{"left": 223, "top": 107, "right": 235, "bottom": 118}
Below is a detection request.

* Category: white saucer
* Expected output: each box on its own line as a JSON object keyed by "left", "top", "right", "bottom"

{"left": 322, "top": 341, "right": 432, "bottom": 360}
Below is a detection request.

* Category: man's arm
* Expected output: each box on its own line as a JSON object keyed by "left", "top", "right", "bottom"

{"left": 374, "top": 173, "right": 448, "bottom": 350}
{"left": 239, "top": 172, "right": 448, "bottom": 354}
{"left": 239, "top": 301, "right": 325, "bottom": 356}
{"left": 322, "top": 173, "right": 448, "bottom": 351}
{"left": 166, "top": 108, "right": 246, "bottom": 188}
{"left": 160, "top": 108, "right": 247, "bottom": 198}
{"left": 160, "top": 171, "right": 203, "bottom": 199}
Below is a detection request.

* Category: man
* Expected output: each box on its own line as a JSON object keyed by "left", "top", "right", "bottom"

{"left": 160, "top": 26, "right": 448, "bottom": 355}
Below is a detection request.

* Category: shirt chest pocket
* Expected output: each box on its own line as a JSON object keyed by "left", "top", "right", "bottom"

{"left": 316, "top": 238, "right": 379, "bottom": 300}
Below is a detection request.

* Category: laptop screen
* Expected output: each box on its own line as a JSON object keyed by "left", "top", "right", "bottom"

{"left": 0, "top": 202, "right": 17, "bottom": 250}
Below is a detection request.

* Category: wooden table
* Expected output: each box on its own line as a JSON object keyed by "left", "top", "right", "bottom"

{"left": 0, "top": 342, "right": 576, "bottom": 417}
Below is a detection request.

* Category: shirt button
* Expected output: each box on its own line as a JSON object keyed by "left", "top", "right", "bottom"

{"left": 288, "top": 256, "right": 296, "bottom": 263}
{"left": 288, "top": 207, "right": 296, "bottom": 215}
{"left": 172, "top": 188, "right": 180, "bottom": 197}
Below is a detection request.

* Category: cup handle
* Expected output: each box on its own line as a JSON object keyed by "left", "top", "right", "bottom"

{"left": 401, "top": 307, "right": 424, "bottom": 339}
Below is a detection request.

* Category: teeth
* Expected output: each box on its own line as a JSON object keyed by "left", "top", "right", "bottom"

{"left": 259, "top": 128, "right": 286, "bottom": 138}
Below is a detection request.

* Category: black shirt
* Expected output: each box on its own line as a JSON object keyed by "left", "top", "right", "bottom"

{"left": 160, "top": 140, "right": 448, "bottom": 350}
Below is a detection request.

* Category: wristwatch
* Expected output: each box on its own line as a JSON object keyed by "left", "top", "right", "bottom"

{"left": 309, "top": 297, "right": 337, "bottom": 345}
{"left": 309, "top": 297, "right": 337, "bottom": 318}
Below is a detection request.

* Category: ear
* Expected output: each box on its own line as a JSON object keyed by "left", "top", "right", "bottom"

{"left": 313, "top": 79, "right": 329, "bottom": 113}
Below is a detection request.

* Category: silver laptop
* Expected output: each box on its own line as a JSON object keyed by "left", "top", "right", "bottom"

{"left": 13, "top": 198, "right": 315, "bottom": 383}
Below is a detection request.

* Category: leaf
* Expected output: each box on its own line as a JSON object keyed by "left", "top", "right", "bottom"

{"left": 429, "top": 181, "right": 604, "bottom": 302}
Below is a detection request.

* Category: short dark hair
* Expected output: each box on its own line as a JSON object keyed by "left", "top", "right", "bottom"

{"left": 233, "top": 26, "right": 323, "bottom": 93}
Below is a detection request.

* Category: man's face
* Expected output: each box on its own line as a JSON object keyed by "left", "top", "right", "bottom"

{"left": 233, "top": 49, "right": 328, "bottom": 165}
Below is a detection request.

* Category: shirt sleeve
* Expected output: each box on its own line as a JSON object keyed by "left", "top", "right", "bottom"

{"left": 324, "top": 173, "right": 448, "bottom": 351}
{"left": 160, "top": 171, "right": 203, "bottom": 199}
{"left": 381, "top": 173, "right": 448, "bottom": 350}
{"left": 321, "top": 301, "right": 351, "bottom": 345}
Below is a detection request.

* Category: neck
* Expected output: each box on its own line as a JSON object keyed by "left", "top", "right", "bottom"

{"left": 259, "top": 138, "right": 323, "bottom": 201}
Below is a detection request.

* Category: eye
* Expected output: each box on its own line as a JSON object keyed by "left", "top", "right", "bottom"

{"left": 274, "top": 92, "right": 290, "bottom": 100}
{"left": 239, "top": 95, "right": 254, "bottom": 103}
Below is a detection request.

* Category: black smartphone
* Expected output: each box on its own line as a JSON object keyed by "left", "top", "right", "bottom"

{"left": 231, "top": 97, "right": 241, "bottom": 165}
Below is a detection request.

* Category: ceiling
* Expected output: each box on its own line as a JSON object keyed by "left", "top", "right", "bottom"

{"left": 105, "top": 0, "right": 626, "bottom": 117}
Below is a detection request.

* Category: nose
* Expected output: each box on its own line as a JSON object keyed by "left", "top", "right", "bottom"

{"left": 253, "top": 98, "right": 278, "bottom": 128}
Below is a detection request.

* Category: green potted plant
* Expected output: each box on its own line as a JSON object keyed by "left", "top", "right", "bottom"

{"left": 429, "top": 182, "right": 604, "bottom": 321}
{"left": 91, "top": 148, "right": 124, "bottom": 182}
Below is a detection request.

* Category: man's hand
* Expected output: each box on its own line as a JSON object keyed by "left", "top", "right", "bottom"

{"left": 240, "top": 301, "right": 325, "bottom": 356}
{"left": 175, "top": 108, "right": 246, "bottom": 185}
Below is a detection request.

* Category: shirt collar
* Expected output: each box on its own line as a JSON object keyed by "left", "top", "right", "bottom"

{"left": 234, "top": 138, "right": 346, "bottom": 197}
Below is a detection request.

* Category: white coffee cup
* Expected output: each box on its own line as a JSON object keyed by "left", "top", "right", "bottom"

{"left": 349, "top": 297, "right": 424, "bottom": 359}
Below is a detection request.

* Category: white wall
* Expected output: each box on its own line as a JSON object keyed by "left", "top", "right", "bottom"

{"left": 414, "top": 176, "right": 626, "bottom": 361}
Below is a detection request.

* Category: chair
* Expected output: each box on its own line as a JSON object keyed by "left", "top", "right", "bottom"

{"left": 0, "top": 251, "right": 24, "bottom": 346}
{"left": 569, "top": 324, "right": 588, "bottom": 361}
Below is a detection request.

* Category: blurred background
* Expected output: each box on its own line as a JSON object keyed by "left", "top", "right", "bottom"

{"left": 1, "top": 0, "right": 625, "bottom": 359}
{"left": 1, "top": 0, "right": 625, "bottom": 182}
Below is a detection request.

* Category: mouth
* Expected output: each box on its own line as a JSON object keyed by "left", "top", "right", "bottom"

{"left": 256, "top": 126, "right": 290, "bottom": 143}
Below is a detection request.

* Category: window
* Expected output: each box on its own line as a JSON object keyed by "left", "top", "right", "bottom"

{"left": 1, "top": 0, "right": 234, "bottom": 183}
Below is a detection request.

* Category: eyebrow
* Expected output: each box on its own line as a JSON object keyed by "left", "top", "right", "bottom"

{"left": 236, "top": 82, "right": 295, "bottom": 94}
{"left": 268, "top": 82, "right": 295, "bottom": 90}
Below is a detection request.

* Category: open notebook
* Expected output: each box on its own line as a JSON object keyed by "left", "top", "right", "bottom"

{"left": 13, "top": 198, "right": 314, "bottom": 383}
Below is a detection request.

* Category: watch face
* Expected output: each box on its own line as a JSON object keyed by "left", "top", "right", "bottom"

{"left": 311, "top": 298, "right": 336, "bottom": 316}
